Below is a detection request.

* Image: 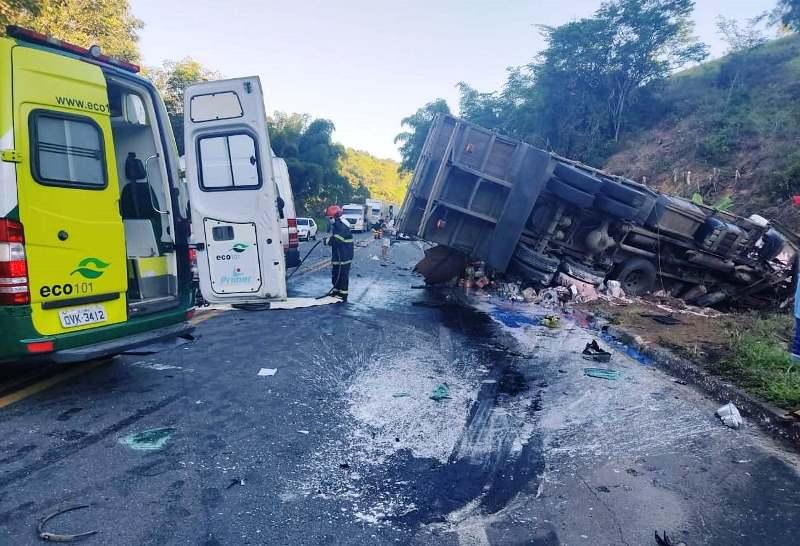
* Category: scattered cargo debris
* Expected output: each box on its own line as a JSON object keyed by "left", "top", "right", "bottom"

{"left": 414, "top": 245, "right": 468, "bottom": 285}
{"left": 38, "top": 505, "right": 98, "bottom": 543}
{"left": 398, "top": 114, "right": 797, "bottom": 308}
{"left": 640, "top": 313, "right": 682, "bottom": 325}
{"left": 654, "top": 530, "right": 687, "bottom": 546}
{"left": 582, "top": 340, "right": 612, "bottom": 362}
{"left": 119, "top": 427, "right": 176, "bottom": 451}
{"left": 584, "top": 368, "right": 621, "bottom": 380}
{"left": 429, "top": 383, "right": 451, "bottom": 401}
{"left": 716, "top": 402, "right": 743, "bottom": 429}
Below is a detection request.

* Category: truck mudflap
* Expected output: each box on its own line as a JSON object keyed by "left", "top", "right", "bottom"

{"left": 48, "top": 322, "right": 194, "bottom": 363}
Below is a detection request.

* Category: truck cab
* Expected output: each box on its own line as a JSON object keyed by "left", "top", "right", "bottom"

{"left": 342, "top": 203, "right": 366, "bottom": 233}
{"left": 0, "top": 27, "right": 286, "bottom": 363}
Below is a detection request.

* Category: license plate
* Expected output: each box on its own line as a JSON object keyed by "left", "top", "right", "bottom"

{"left": 59, "top": 305, "right": 108, "bottom": 328}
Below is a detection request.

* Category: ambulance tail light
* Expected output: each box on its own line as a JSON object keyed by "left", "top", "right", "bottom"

{"left": 287, "top": 218, "right": 299, "bottom": 248}
{"left": 0, "top": 219, "right": 30, "bottom": 305}
{"left": 188, "top": 247, "right": 198, "bottom": 279}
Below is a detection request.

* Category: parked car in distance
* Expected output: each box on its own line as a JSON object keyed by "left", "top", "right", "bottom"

{"left": 297, "top": 218, "right": 318, "bottom": 241}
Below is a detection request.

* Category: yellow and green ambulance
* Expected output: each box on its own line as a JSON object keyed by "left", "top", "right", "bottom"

{"left": 0, "top": 27, "right": 287, "bottom": 363}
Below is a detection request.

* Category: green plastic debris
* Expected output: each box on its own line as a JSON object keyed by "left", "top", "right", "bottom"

{"left": 392, "top": 392, "right": 411, "bottom": 398}
{"left": 542, "top": 315, "right": 560, "bottom": 329}
{"left": 583, "top": 368, "right": 621, "bottom": 381}
{"left": 430, "top": 383, "right": 451, "bottom": 401}
{"left": 119, "top": 427, "right": 176, "bottom": 451}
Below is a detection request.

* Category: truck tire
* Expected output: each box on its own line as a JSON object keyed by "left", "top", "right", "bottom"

{"left": 612, "top": 257, "right": 657, "bottom": 296}
{"left": 553, "top": 163, "right": 604, "bottom": 193}
{"left": 595, "top": 194, "right": 641, "bottom": 221}
{"left": 560, "top": 257, "right": 607, "bottom": 286}
{"left": 513, "top": 244, "right": 561, "bottom": 272}
{"left": 546, "top": 178, "right": 595, "bottom": 208}
{"left": 600, "top": 180, "right": 652, "bottom": 208}
{"left": 512, "top": 258, "right": 557, "bottom": 285}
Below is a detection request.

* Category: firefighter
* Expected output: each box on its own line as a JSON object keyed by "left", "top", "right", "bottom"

{"left": 324, "top": 205, "right": 354, "bottom": 301}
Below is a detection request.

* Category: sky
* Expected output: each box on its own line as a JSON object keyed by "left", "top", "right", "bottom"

{"left": 131, "top": 0, "right": 778, "bottom": 161}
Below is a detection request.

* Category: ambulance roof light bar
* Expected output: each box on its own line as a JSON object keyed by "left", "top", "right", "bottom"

{"left": 5, "top": 25, "right": 141, "bottom": 73}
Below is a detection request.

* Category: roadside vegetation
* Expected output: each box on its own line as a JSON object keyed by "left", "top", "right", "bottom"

{"left": 719, "top": 313, "right": 800, "bottom": 409}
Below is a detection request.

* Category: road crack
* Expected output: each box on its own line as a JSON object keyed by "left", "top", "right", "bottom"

{"left": 578, "top": 474, "right": 631, "bottom": 546}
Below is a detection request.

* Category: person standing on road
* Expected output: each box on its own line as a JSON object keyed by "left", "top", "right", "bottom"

{"left": 324, "top": 205, "right": 354, "bottom": 301}
{"left": 381, "top": 222, "right": 391, "bottom": 261}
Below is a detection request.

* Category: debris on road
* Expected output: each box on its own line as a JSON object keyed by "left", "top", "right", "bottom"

{"left": 226, "top": 478, "right": 245, "bottom": 489}
{"left": 584, "top": 368, "right": 622, "bottom": 381}
{"left": 640, "top": 313, "right": 682, "bottom": 325}
{"left": 429, "top": 383, "right": 451, "bottom": 401}
{"left": 414, "top": 245, "right": 468, "bottom": 285}
{"left": 297, "top": 430, "right": 310, "bottom": 434}
{"left": 38, "top": 505, "right": 98, "bottom": 543}
{"left": 654, "top": 530, "right": 687, "bottom": 546}
{"left": 119, "top": 427, "right": 176, "bottom": 451}
{"left": 522, "top": 287, "right": 537, "bottom": 302}
{"left": 268, "top": 296, "right": 341, "bottom": 310}
{"left": 605, "top": 280, "right": 626, "bottom": 299}
{"left": 258, "top": 368, "right": 278, "bottom": 377}
{"left": 542, "top": 315, "right": 560, "bottom": 329}
{"left": 716, "top": 402, "right": 743, "bottom": 429}
{"left": 392, "top": 392, "right": 411, "bottom": 398}
{"left": 582, "top": 340, "right": 612, "bottom": 362}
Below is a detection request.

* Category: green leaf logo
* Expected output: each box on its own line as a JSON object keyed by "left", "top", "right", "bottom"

{"left": 71, "top": 257, "right": 110, "bottom": 279}
{"left": 231, "top": 243, "right": 249, "bottom": 253}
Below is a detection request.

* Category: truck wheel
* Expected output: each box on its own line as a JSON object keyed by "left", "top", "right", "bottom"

{"left": 600, "top": 180, "right": 653, "bottom": 208}
{"left": 595, "top": 194, "right": 641, "bottom": 221}
{"left": 553, "top": 163, "right": 604, "bottom": 193}
{"left": 512, "top": 258, "right": 557, "bottom": 285}
{"left": 513, "top": 244, "right": 561, "bottom": 272}
{"left": 546, "top": 178, "right": 595, "bottom": 208}
{"left": 561, "top": 257, "right": 607, "bottom": 286}
{"left": 613, "top": 258, "right": 657, "bottom": 296}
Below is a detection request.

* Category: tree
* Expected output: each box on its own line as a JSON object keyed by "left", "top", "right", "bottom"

{"left": 268, "top": 112, "right": 360, "bottom": 213}
{"left": 394, "top": 98, "right": 451, "bottom": 172}
{"left": 595, "top": 0, "right": 708, "bottom": 142}
{"left": 147, "top": 58, "right": 221, "bottom": 155}
{"left": 776, "top": 0, "right": 800, "bottom": 31}
{"left": 339, "top": 148, "right": 411, "bottom": 204}
{"left": 716, "top": 14, "right": 769, "bottom": 53}
{"left": 0, "top": 0, "right": 41, "bottom": 28}
{"left": 449, "top": 0, "right": 707, "bottom": 163}
{"left": 14, "top": 0, "right": 143, "bottom": 62}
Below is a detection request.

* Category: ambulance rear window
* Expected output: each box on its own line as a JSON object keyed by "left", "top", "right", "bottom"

{"left": 30, "top": 111, "right": 106, "bottom": 189}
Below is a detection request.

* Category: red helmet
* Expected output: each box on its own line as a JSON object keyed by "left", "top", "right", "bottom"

{"left": 325, "top": 205, "right": 343, "bottom": 218}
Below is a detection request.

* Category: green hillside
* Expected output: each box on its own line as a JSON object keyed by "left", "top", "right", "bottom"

{"left": 339, "top": 148, "right": 411, "bottom": 204}
{"left": 605, "top": 34, "right": 800, "bottom": 230}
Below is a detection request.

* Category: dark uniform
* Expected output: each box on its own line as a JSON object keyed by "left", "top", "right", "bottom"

{"left": 328, "top": 217, "right": 354, "bottom": 300}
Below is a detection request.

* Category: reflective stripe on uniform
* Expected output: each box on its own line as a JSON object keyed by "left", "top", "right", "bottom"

{"left": 331, "top": 260, "right": 352, "bottom": 265}
{"left": 333, "top": 234, "right": 353, "bottom": 243}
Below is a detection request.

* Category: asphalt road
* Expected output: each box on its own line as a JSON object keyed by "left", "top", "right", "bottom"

{"left": 1, "top": 235, "right": 800, "bottom": 545}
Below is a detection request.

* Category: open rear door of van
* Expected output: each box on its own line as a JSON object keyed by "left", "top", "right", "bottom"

{"left": 184, "top": 77, "right": 286, "bottom": 304}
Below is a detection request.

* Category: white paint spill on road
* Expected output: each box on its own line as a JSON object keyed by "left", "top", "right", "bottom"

{"left": 129, "top": 361, "right": 183, "bottom": 371}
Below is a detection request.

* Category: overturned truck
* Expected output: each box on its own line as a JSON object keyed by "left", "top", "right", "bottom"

{"left": 397, "top": 115, "right": 797, "bottom": 307}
